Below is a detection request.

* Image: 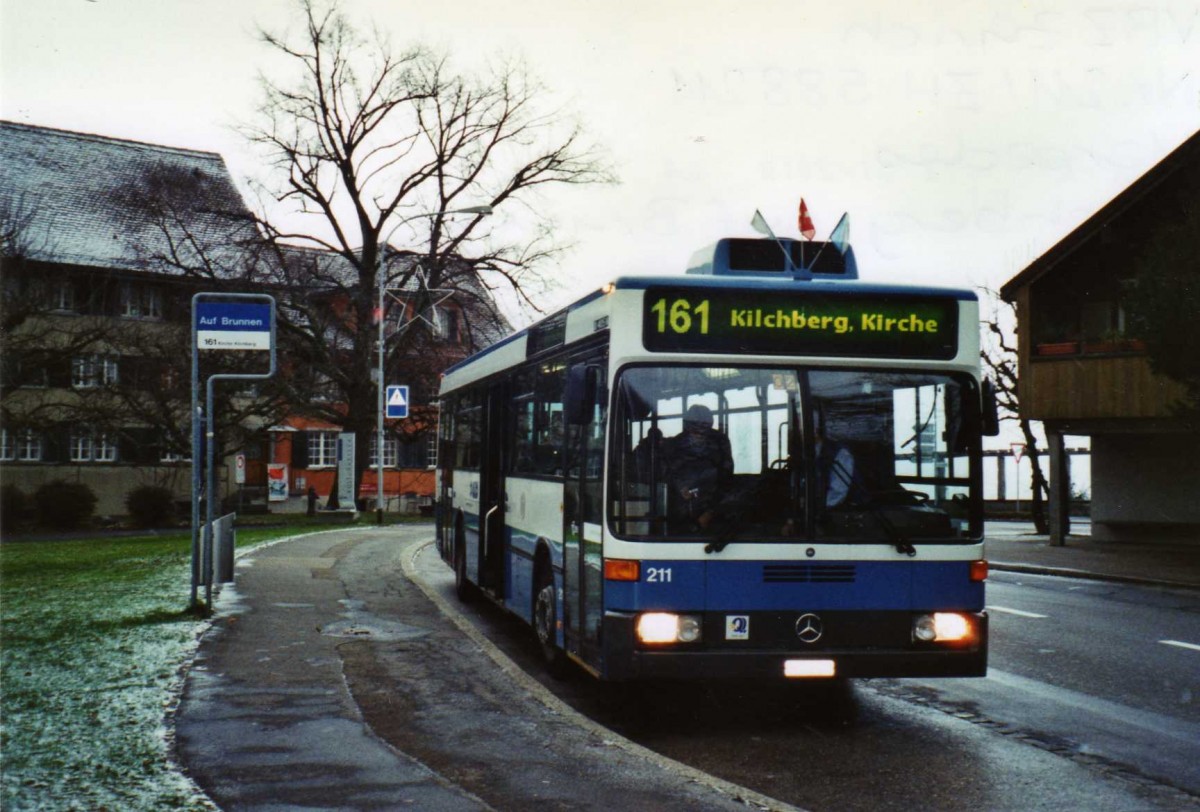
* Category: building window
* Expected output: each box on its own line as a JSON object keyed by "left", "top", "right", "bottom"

{"left": 307, "top": 431, "right": 338, "bottom": 467}
{"left": 0, "top": 429, "right": 14, "bottom": 461}
{"left": 369, "top": 435, "right": 399, "bottom": 468}
{"left": 2, "top": 356, "right": 47, "bottom": 389}
{"left": 161, "top": 449, "right": 189, "bottom": 463}
{"left": 70, "top": 429, "right": 118, "bottom": 463}
{"left": 2, "top": 274, "right": 19, "bottom": 305}
{"left": 16, "top": 429, "right": 43, "bottom": 462}
{"left": 1080, "top": 300, "right": 1125, "bottom": 341}
{"left": 426, "top": 434, "right": 438, "bottom": 468}
{"left": 51, "top": 279, "right": 76, "bottom": 312}
{"left": 22, "top": 361, "right": 48, "bottom": 389}
{"left": 398, "top": 435, "right": 430, "bottom": 468}
{"left": 441, "top": 307, "right": 461, "bottom": 343}
{"left": 95, "top": 432, "right": 117, "bottom": 462}
{"left": 72, "top": 354, "right": 119, "bottom": 388}
{"left": 120, "top": 282, "right": 162, "bottom": 319}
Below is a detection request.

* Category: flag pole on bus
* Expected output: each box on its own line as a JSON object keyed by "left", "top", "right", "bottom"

{"left": 750, "top": 209, "right": 795, "bottom": 272}
{"left": 807, "top": 212, "right": 851, "bottom": 272}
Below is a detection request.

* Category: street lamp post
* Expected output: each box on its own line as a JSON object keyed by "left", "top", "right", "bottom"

{"left": 376, "top": 205, "right": 493, "bottom": 524}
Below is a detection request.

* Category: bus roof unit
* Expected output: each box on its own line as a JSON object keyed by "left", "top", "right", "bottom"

{"left": 686, "top": 237, "right": 858, "bottom": 280}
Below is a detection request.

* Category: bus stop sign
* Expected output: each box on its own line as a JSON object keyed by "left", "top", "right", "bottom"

{"left": 195, "top": 301, "right": 273, "bottom": 351}
{"left": 386, "top": 385, "right": 409, "bottom": 419}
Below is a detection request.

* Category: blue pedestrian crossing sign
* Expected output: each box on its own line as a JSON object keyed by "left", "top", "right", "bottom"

{"left": 385, "top": 385, "right": 409, "bottom": 419}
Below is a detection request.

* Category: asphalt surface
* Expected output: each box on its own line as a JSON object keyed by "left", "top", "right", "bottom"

{"left": 173, "top": 521, "right": 1199, "bottom": 811}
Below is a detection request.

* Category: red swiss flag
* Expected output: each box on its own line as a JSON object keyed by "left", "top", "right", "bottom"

{"left": 798, "top": 199, "right": 816, "bottom": 240}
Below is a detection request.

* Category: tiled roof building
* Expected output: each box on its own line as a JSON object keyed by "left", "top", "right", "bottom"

{"left": 0, "top": 121, "right": 251, "bottom": 274}
{"left": 1, "top": 121, "right": 509, "bottom": 522}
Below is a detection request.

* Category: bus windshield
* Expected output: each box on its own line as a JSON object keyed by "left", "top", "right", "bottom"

{"left": 609, "top": 365, "right": 981, "bottom": 544}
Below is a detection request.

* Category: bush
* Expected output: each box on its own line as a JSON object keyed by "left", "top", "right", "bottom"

{"left": 33, "top": 480, "right": 98, "bottom": 531}
{"left": 125, "top": 485, "right": 176, "bottom": 529}
{"left": 1, "top": 484, "right": 33, "bottom": 533}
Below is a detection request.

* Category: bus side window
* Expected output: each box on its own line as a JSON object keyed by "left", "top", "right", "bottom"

{"left": 512, "top": 398, "right": 536, "bottom": 472}
{"left": 534, "top": 362, "right": 566, "bottom": 476}
{"left": 510, "top": 368, "right": 537, "bottom": 473}
{"left": 457, "top": 387, "right": 484, "bottom": 471}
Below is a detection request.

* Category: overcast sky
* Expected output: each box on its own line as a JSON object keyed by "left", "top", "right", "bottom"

{"left": 2, "top": 0, "right": 1198, "bottom": 319}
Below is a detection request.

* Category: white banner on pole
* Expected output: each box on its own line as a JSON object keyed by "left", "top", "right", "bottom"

{"left": 337, "top": 433, "right": 356, "bottom": 507}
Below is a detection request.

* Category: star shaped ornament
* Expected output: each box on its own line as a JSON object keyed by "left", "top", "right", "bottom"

{"left": 397, "top": 268, "right": 454, "bottom": 336}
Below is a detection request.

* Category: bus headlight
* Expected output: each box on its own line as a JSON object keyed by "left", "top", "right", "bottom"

{"left": 637, "top": 612, "right": 703, "bottom": 644}
{"left": 678, "top": 615, "right": 703, "bottom": 643}
{"left": 913, "top": 613, "right": 973, "bottom": 643}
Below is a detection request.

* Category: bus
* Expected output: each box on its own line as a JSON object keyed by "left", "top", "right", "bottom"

{"left": 435, "top": 235, "right": 997, "bottom": 682}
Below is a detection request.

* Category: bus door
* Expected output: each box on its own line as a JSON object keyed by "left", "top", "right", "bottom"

{"left": 479, "top": 381, "right": 509, "bottom": 596}
{"left": 562, "top": 355, "right": 608, "bottom": 665}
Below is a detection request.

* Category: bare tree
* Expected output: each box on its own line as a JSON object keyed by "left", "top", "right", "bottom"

{"left": 243, "top": 0, "right": 615, "bottom": 502}
{"left": 90, "top": 161, "right": 299, "bottom": 474}
{"left": 980, "top": 289, "right": 1050, "bottom": 533}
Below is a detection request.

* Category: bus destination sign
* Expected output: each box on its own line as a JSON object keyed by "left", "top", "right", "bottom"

{"left": 643, "top": 287, "right": 959, "bottom": 359}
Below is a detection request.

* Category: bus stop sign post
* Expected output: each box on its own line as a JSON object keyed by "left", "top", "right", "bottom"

{"left": 191, "top": 293, "right": 276, "bottom": 612}
{"left": 376, "top": 385, "right": 408, "bottom": 523}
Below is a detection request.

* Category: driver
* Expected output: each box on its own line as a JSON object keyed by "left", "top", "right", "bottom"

{"left": 662, "top": 404, "right": 734, "bottom": 530}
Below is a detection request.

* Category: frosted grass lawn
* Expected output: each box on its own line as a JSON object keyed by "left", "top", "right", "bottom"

{"left": 1, "top": 528, "right": 301, "bottom": 811}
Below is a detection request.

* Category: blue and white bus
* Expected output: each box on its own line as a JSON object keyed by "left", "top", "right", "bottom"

{"left": 436, "top": 236, "right": 996, "bottom": 681}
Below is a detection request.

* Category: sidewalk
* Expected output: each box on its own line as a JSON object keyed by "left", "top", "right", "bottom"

{"left": 175, "top": 528, "right": 788, "bottom": 812}
{"left": 985, "top": 520, "right": 1200, "bottom": 590}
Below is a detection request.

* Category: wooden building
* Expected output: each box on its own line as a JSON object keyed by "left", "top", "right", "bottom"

{"left": 1000, "top": 130, "right": 1200, "bottom": 543}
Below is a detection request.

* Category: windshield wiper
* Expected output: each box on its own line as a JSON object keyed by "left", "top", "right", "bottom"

{"left": 704, "top": 534, "right": 732, "bottom": 554}
{"left": 828, "top": 458, "right": 917, "bottom": 557}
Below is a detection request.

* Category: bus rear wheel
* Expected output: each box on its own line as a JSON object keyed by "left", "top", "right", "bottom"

{"left": 533, "top": 569, "right": 568, "bottom": 677}
{"left": 453, "top": 523, "right": 476, "bottom": 603}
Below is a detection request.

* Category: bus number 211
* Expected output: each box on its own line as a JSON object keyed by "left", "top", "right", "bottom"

{"left": 650, "top": 298, "right": 710, "bottom": 335}
{"left": 645, "top": 567, "right": 673, "bottom": 583}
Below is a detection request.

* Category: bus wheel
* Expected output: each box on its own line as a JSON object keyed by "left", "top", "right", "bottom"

{"left": 453, "top": 522, "right": 476, "bottom": 603}
{"left": 533, "top": 568, "right": 568, "bottom": 677}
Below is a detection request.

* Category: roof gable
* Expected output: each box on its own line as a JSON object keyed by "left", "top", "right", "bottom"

{"left": 998, "top": 130, "right": 1200, "bottom": 301}
{"left": 1001, "top": 130, "right": 1200, "bottom": 300}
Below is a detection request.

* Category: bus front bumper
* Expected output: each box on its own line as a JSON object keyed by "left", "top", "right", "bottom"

{"left": 600, "top": 611, "right": 988, "bottom": 681}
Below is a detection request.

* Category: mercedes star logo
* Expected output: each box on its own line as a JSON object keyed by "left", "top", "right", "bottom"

{"left": 795, "top": 613, "right": 823, "bottom": 644}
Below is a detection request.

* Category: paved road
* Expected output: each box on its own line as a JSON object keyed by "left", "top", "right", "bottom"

{"left": 411, "top": 538, "right": 1199, "bottom": 812}
{"left": 886, "top": 570, "right": 1200, "bottom": 798}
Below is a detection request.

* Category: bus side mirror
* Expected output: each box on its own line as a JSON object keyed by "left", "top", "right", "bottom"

{"left": 563, "top": 363, "right": 594, "bottom": 425}
{"left": 981, "top": 379, "right": 1000, "bottom": 436}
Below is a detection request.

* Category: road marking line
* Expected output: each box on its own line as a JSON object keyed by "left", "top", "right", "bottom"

{"left": 1160, "top": 639, "right": 1200, "bottom": 652}
{"left": 987, "top": 605, "right": 1048, "bottom": 618}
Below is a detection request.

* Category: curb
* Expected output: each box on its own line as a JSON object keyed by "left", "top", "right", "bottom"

{"left": 989, "top": 561, "right": 1200, "bottom": 592}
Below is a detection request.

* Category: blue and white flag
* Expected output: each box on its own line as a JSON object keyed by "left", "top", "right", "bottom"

{"left": 750, "top": 209, "right": 776, "bottom": 239}
{"left": 829, "top": 213, "right": 850, "bottom": 255}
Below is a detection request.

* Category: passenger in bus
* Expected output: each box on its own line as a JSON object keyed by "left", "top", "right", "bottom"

{"left": 815, "top": 417, "right": 859, "bottom": 508}
{"left": 661, "top": 404, "right": 734, "bottom": 531}
{"left": 632, "top": 424, "right": 665, "bottom": 482}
